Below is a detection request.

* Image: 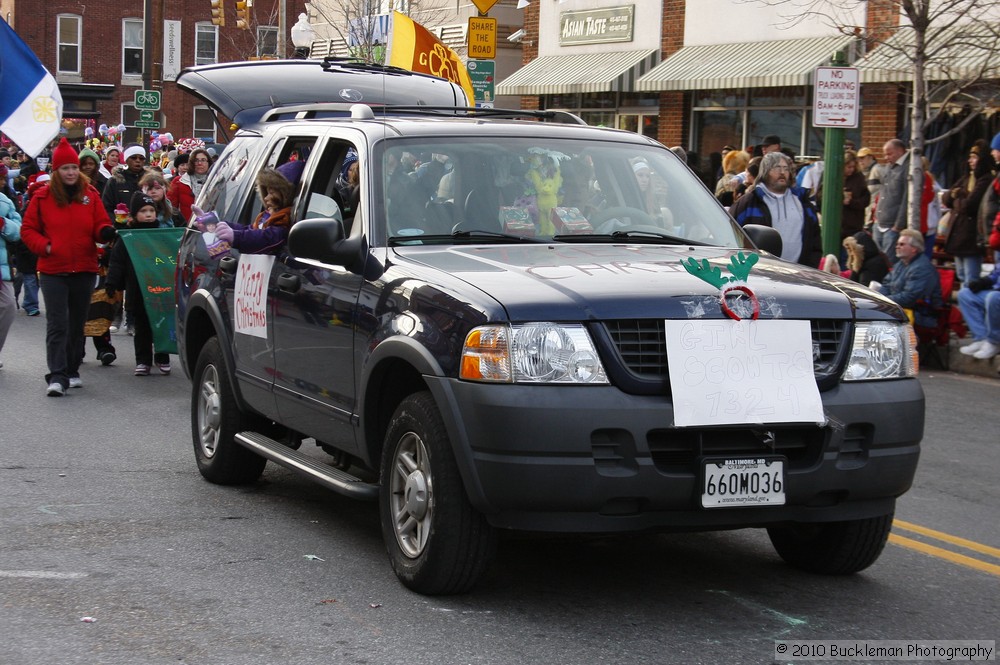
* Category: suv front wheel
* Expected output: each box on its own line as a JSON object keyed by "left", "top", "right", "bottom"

{"left": 380, "top": 392, "right": 497, "bottom": 594}
{"left": 191, "top": 337, "right": 267, "bottom": 485}
{"left": 767, "top": 513, "right": 894, "bottom": 574}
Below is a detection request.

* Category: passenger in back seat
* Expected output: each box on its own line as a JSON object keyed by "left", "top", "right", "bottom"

{"left": 200, "top": 160, "right": 304, "bottom": 255}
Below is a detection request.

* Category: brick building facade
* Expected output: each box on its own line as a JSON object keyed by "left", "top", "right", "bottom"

{"left": 2, "top": 0, "right": 306, "bottom": 147}
{"left": 498, "top": 0, "right": 998, "bottom": 186}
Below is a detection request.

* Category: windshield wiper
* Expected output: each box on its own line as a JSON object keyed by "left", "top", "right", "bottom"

{"left": 553, "top": 230, "right": 704, "bottom": 245}
{"left": 452, "top": 229, "right": 543, "bottom": 242}
{"left": 388, "top": 229, "right": 544, "bottom": 245}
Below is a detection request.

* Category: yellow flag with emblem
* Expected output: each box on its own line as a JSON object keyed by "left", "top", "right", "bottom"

{"left": 385, "top": 11, "right": 474, "bottom": 106}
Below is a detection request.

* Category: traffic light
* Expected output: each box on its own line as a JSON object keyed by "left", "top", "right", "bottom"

{"left": 234, "top": 1, "right": 250, "bottom": 30}
{"left": 210, "top": 0, "right": 225, "bottom": 26}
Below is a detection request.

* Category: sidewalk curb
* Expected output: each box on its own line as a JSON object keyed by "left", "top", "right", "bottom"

{"left": 936, "top": 339, "right": 1000, "bottom": 378}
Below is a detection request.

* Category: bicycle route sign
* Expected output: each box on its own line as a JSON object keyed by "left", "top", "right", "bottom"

{"left": 135, "top": 89, "right": 161, "bottom": 111}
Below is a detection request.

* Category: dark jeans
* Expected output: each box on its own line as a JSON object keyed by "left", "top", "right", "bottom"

{"left": 130, "top": 304, "right": 168, "bottom": 366}
{"left": 39, "top": 272, "right": 95, "bottom": 387}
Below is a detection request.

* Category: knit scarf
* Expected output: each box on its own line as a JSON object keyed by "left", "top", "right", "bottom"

{"left": 251, "top": 206, "right": 291, "bottom": 231}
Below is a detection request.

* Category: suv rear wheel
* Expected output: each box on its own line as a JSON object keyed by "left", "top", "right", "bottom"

{"left": 380, "top": 392, "right": 497, "bottom": 594}
{"left": 767, "top": 513, "right": 894, "bottom": 574}
{"left": 191, "top": 337, "right": 267, "bottom": 485}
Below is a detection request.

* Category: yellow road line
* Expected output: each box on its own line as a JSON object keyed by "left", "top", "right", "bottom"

{"left": 893, "top": 519, "right": 1000, "bottom": 560}
{"left": 888, "top": 534, "right": 1000, "bottom": 577}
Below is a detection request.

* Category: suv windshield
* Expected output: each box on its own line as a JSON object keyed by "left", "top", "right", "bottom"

{"left": 376, "top": 137, "right": 740, "bottom": 246}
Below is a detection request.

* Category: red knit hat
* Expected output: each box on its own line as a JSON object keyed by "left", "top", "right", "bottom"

{"left": 51, "top": 137, "right": 79, "bottom": 171}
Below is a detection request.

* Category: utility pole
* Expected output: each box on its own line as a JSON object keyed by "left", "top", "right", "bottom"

{"left": 141, "top": 0, "right": 164, "bottom": 145}
{"left": 278, "top": 0, "right": 287, "bottom": 58}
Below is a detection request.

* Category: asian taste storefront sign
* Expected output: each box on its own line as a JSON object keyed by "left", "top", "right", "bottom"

{"left": 559, "top": 5, "right": 634, "bottom": 46}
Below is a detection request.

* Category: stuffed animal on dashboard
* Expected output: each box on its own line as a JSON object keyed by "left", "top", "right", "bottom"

{"left": 526, "top": 157, "right": 562, "bottom": 235}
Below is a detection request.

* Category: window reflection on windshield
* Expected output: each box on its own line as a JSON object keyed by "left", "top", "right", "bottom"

{"left": 377, "top": 138, "right": 738, "bottom": 246}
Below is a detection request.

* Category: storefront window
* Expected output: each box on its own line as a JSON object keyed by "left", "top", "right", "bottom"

{"left": 694, "top": 110, "right": 744, "bottom": 159}
{"left": 619, "top": 92, "right": 660, "bottom": 108}
{"left": 749, "top": 86, "right": 807, "bottom": 107}
{"left": 804, "top": 112, "right": 862, "bottom": 158}
{"left": 748, "top": 109, "right": 804, "bottom": 155}
{"left": 580, "top": 92, "right": 618, "bottom": 108}
{"left": 618, "top": 114, "right": 659, "bottom": 140}
{"left": 693, "top": 89, "right": 744, "bottom": 108}
{"left": 544, "top": 94, "right": 580, "bottom": 109}
{"left": 581, "top": 111, "right": 615, "bottom": 128}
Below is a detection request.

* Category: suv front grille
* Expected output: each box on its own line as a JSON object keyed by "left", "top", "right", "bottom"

{"left": 603, "top": 319, "right": 849, "bottom": 382}
{"left": 647, "top": 426, "right": 827, "bottom": 473}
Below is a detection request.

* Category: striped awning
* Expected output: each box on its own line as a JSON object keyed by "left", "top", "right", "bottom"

{"left": 636, "top": 36, "right": 857, "bottom": 91}
{"left": 496, "top": 50, "right": 659, "bottom": 96}
{"left": 856, "top": 22, "right": 1000, "bottom": 83}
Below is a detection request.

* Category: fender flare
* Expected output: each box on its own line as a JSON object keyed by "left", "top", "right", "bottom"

{"left": 183, "top": 287, "right": 255, "bottom": 414}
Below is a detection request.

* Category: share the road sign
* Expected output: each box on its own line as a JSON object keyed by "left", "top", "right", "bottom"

{"left": 812, "top": 67, "right": 859, "bottom": 128}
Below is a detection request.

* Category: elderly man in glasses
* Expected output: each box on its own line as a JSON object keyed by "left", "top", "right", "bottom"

{"left": 876, "top": 229, "right": 942, "bottom": 328}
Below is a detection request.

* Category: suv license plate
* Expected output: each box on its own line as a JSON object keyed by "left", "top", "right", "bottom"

{"left": 702, "top": 457, "right": 785, "bottom": 508}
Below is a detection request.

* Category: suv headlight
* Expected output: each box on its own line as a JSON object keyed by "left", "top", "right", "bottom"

{"left": 461, "top": 323, "right": 609, "bottom": 384}
{"left": 842, "top": 321, "right": 918, "bottom": 381}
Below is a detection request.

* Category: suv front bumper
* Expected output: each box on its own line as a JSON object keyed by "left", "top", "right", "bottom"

{"left": 427, "top": 377, "right": 923, "bottom": 533}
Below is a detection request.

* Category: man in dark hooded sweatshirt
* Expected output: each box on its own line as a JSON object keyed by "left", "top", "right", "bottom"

{"left": 729, "top": 151, "right": 822, "bottom": 268}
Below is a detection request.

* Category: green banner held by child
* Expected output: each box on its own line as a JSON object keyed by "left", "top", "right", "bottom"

{"left": 118, "top": 228, "right": 185, "bottom": 354}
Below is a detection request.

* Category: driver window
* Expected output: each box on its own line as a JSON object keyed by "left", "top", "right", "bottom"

{"left": 302, "top": 140, "right": 360, "bottom": 233}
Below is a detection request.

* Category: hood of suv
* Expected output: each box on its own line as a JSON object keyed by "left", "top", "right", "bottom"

{"left": 396, "top": 243, "right": 898, "bottom": 322}
{"left": 176, "top": 59, "right": 468, "bottom": 129}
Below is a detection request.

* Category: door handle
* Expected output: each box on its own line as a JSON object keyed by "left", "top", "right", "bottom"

{"left": 219, "top": 256, "right": 238, "bottom": 274}
{"left": 277, "top": 273, "right": 301, "bottom": 292}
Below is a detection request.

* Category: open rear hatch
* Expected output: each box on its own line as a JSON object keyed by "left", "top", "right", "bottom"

{"left": 176, "top": 58, "right": 469, "bottom": 132}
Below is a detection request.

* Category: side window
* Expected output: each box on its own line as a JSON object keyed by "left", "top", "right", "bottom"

{"left": 257, "top": 26, "right": 278, "bottom": 58}
{"left": 199, "top": 142, "right": 254, "bottom": 221}
{"left": 57, "top": 14, "right": 82, "bottom": 75}
{"left": 122, "top": 18, "right": 143, "bottom": 77}
{"left": 194, "top": 23, "right": 218, "bottom": 66}
{"left": 237, "top": 137, "right": 317, "bottom": 226}
{"left": 193, "top": 106, "right": 217, "bottom": 143}
{"left": 301, "top": 139, "right": 359, "bottom": 232}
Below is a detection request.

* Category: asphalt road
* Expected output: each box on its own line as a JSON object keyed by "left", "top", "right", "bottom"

{"left": 1, "top": 312, "right": 997, "bottom": 665}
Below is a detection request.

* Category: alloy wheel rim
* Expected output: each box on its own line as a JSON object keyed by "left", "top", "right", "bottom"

{"left": 198, "top": 365, "right": 222, "bottom": 458}
{"left": 389, "top": 432, "right": 433, "bottom": 559}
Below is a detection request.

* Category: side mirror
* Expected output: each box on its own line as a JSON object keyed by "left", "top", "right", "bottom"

{"left": 287, "top": 217, "right": 383, "bottom": 278}
{"left": 742, "top": 224, "right": 783, "bottom": 257}
{"left": 288, "top": 217, "right": 353, "bottom": 265}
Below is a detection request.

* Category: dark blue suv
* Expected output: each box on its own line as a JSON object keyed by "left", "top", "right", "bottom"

{"left": 175, "top": 60, "right": 923, "bottom": 594}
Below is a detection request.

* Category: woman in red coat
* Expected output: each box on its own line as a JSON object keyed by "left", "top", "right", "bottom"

{"left": 20, "top": 138, "right": 116, "bottom": 396}
{"left": 167, "top": 147, "right": 212, "bottom": 222}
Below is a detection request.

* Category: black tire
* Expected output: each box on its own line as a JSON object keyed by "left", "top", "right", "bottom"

{"left": 767, "top": 513, "right": 894, "bottom": 575}
{"left": 191, "top": 337, "right": 267, "bottom": 485}
{"left": 379, "top": 392, "right": 497, "bottom": 595}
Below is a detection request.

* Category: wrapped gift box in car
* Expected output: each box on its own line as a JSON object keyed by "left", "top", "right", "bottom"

{"left": 499, "top": 206, "right": 536, "bottom": 236}
{"left": 551, "top": 206, "right": 593, "bottom": 234}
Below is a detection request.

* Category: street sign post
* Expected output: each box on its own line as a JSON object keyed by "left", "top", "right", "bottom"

{"left": 812, "top": 67, "right": 859, "bottom": 128}
{"left": 468, "top": 60, "right": 495, "bottom": 106}
{"left": 135, "top": 120, "right": 161, "bottom": 129}
{"left": 471, "top": 0, "right": 499, "bottom": 13}
{"left": 815, "top": 58, "right": 855, "bottom": 256}
{"left": 134, "top": 89, "right": 161, "bottom": 111}
{"left": 468, "top": 17, "right": 497, "bottom": 60}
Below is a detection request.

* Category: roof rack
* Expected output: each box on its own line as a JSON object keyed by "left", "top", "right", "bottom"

{"left": 259, "top": 102, "right": 379, "bottom": 123}
{"left": 257, "top": 103, "right": 588, "bottom": 125}
{"left": 377, "top": 105, "right": 588, "bottom": 124}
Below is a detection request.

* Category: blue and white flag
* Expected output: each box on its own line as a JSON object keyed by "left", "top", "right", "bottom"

{"left": 0, "top": 20, "right": 63, "bottom": 158}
